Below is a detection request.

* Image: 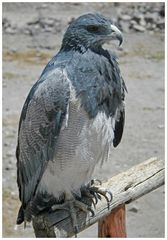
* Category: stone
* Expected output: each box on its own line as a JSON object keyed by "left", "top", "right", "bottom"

{"left": 140, "top": 18, "right": 146, "bottom": 27}
{"left": 68, "top": 17, "right": 75, "bottom": 25}
{"left": 147, "top": 23, "right": 157, "bottom": 30}
{"left": 144, "top": 12, "right": 159, "bottom": 23}
{"left": 5, "top": 27, "right": 17, "bottom": 34}
{"left": 114, "top": 3, "right": 164, "bottom": 34}
{"left": 22, "top": 28, "right": 34, "bottom": 36}
{"left": 156, "top": 20, "right": 165, "bottom": 30}
{"left": 157, "top": 124, "right": 164, "bottom": 129}
{"left": 27, "top": 18, "right": 40, "bottom": 26}
{"left": 2, "top": 18, "right": 10, "bottom": 30}
{"left": 130, "top": 20, "right": 137, "bottom": 26}
{"left": 128, "top": 206, "right": 138, "bottom": 213}
{"left": 119, "top": 20, "right": 130, "bottom": 33}
{"left": 41, "top": 3, "right": 48, "bottom": 8}
{"left": 132, "top": 13, "right": 144, "bottom": 23}
{"left": 44, "top": 27, "right": 53, "bottom": 33}
{"left": 133, "top": 24, "right": 146, "bottom": 32}
{"left": 34, "top": 24, "right": 40, "bottom": 30}
{"left": 159, "top": 5, "right": 165, "bottom": 17}
{"left": 118, "top": 14, "right": 131, "bottom": 21}
{"left": 3, "top": 82, "right": 7, "bottom": 88}
{"left": 41, "top": 18, "right": 55, "bottom": 27}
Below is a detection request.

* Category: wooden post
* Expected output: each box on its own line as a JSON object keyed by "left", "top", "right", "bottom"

{"left": 32, "top": 158, "right": 164, "bottom": 238}
{"left": 98, "top": 204, "right": 126, "bottom": 237}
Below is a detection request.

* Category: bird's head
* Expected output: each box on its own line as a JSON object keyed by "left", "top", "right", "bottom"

{"left": 61, "top": 13, "right": 123, "bottom": 52}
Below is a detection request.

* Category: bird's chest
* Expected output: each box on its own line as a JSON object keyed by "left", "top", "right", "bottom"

{"left": 39, "top": 101, "right": 114, "bottom": 197}
{"left": 50, "top": 101, "right": 114, "bottom": 180}
{"left": 69, "top": 51, "right": 120, "bottom": 119}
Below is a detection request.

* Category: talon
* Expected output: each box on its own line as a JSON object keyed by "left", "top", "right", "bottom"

{"left": 95, "top": 188, "right": 111, "bottom": 203}
{"left": 89, "top": 192, "right": 98, "bottom": 207}
{"left": 88, "top": 207, "right": 95, "bottom": 217}
{"left": 87, "top": 182, "right": 113, "bottom": 209}
{"left": 107, "top": 190, "right": 113, "bottom": 202}
{"left": 79, "top": 180, "right": 113, "bottom": 221}
{"left": 91, "top": 198, "right": 96, "bottom": 209}
{"left": 81, "top": 190, "right": 96, "bottom": 208}
{"left": 96, "top": 193, "right": 102, "bottom": 200}
{"left": 93, "top": 192, "right": 98, "bottom": 205}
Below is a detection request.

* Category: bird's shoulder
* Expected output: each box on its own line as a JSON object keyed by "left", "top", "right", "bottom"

{"left": 19, "top": 67, "right": 70, "bottom": 127}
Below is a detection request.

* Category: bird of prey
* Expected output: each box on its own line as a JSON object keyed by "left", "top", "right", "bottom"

{"left": 16, "top": 13, "right": 127, "bottom": 233}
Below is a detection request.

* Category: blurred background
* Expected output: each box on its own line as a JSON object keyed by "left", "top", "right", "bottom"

{"left": 2, "top": 2, "right": 164, "bottom": 237}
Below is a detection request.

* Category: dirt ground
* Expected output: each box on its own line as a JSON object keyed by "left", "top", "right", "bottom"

{"left": 2, "top": 2, "right": 164, "bottom": 238}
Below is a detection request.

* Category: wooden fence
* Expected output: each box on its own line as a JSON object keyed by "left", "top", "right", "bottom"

{"left": 32, "top": 157, "right": 164, "bottom": 237}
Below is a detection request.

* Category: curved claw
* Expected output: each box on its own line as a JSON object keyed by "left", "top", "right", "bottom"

{"left": 74, "top": 196, "right": 95, "bottom": 217}
{"left": 88, "top": 190, "right": 98, "bottom": 205}
{"left": 96, "top": 193, "right": 102, "bottom": 200}
{"left": 89, "top": 186, "right": 113, "bottom": 208}
{"left": 92, "top": 198, "right": 96, "bottom": 209}
{"left": 92, "top": 192, "right": 98, "bottom": 205}
{"left": 106, "top": 190, "right": 113, "bottom": 202}
{"left": 85, "top": 194, "right": 96, "bottom": 209}
{"left": 101, "top": 191, "right": 110, "bottom": 203}
{"left": 88, "top": 207, "right": 95, "bottom": 217}
{"left": 81, "top": 189, "right": 96, "bottom": 208}
{"left": 97, "top": 189, "right": 112, "bottom": 204}
{"left": 80, "top": 180, "right": 113, "bottom": 216}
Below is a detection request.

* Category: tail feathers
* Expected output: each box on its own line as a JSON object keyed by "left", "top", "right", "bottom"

{"left": 17, "top": 205, "right": 31, "bottom": 225}
{"left": 16, "top": 192, "right": 64, "bottom": 225}
{"left": 16, "top": 205, "right": 24, "bottom": 225}
{"left": 29, "top": 192, "right": 57, "bottom": 215}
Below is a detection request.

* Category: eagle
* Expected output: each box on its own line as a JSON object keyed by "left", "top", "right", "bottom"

{"left": 16, "top": 13, "right": 127, "bottom": 233}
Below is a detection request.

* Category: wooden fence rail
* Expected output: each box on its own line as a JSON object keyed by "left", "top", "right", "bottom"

{"left": 32, "top": 157, "right": 164, "bottom": 237}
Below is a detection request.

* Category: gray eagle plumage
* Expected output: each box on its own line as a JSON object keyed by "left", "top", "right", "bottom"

{"left": 16, "top": 13, "right": 126, "bottom": 227}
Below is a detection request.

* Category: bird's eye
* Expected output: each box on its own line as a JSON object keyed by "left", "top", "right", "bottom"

{"left": 86, "top": 25, "right": 99, "bottom": 33}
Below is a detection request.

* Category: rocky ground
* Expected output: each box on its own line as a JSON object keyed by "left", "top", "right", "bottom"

{"left": 2, "top": 2, "right": 165, "bottom": 238}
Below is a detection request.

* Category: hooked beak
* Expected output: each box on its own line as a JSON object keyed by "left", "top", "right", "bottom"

{"left": 109, "top": 24, "right": 123, "bottom": 46}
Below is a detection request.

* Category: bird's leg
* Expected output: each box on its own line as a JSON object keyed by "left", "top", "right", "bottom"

{"left": 51, "top": 192, "right": 94, "bottom": 236}
{"left": 81, "top": 179, "right": 113, "bottom": 209}
{"left": 50, "top": 181, "right": 112, "bottom": 236}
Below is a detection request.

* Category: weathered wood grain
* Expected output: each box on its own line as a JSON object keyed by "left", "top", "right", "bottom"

{"left": 32, "top": 157, "right": 164, "bottom": 237}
